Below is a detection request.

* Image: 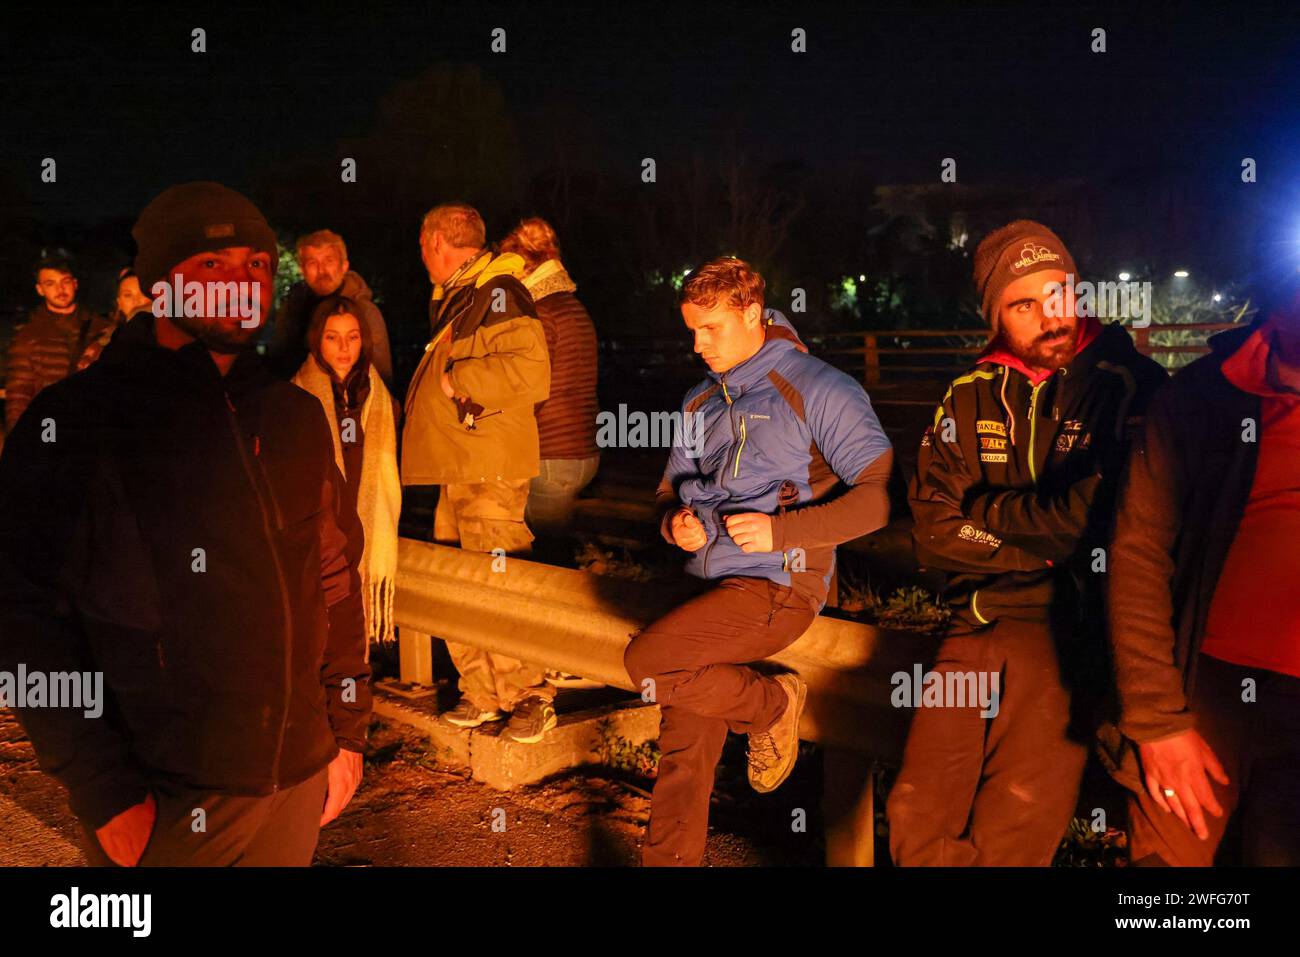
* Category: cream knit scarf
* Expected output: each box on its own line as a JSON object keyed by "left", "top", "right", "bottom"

{"left": 522, "top": 258, "right": 577, "bottom": 299}
{"left": 292, "top": 359, "right": 402, "bottom": 651}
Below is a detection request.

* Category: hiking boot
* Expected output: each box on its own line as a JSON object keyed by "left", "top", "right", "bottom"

{"left": 747, "top": 673, "right": 807, "bottom": 793}
{"left": 505, "top": 695, "right": 558, "bottom": 744}
{"left": 439, "top": 699, "right": 504, "bottom": 729}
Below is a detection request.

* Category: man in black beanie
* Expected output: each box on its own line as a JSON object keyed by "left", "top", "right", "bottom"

{"left": 887, "top": 220, "right": 1166, "bottom": 865}
{"left": 0, "top": 182, "right": 371, "bottom": 866}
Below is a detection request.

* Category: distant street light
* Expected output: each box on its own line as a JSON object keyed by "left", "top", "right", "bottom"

{"left": 1118, "top": 272, "right": 1131, "bottom": 281}
{"left": 1213, "top": 293, "right": 1223, "bottom": 302}
{"left": 1174, "top": 269, "right": 1190, "bottom": 278}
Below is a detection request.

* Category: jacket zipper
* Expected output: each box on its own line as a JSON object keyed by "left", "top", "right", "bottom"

{"left": 1027, "top": 381, "right": 1045, "bottom": 484}
{"left": 703, "top": 376, "right": 739, "bottom": 578}
{"left": 732, "top": 415, "right": 747, "bottom": 478}
{"left": 223, "top": 389, "right": 294, "bottom": 792}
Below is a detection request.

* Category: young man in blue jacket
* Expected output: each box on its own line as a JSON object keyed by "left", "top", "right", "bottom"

{"left": 624, "top": 257, "right": 894, "bottom": 866}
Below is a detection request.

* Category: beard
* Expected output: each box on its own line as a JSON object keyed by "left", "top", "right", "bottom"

{"left": 169, "top": 313, "right": 261, "bottom": 354}
{"left": 1006, "top": 318, "right": 1078, "bottom": 372}
{"left": 306, "top": 273, "right": 342, "bottom": 297}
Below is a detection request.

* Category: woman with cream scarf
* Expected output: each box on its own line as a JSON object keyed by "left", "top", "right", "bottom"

{"left": 292, "top": 295, "right": 402, "bottom": 655}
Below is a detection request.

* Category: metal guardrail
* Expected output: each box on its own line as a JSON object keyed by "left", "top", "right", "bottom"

{"left": 599, "top": 322, "right": 1241, "bottom": 391}
{"left": 393, "top": 538, "right": 935, "bottom": 757}
{"left": 393, "top": 537, "right": 941, "bottom": 864}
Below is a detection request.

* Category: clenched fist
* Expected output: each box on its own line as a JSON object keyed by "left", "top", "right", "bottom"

{"left": 669, "top": 508, "right": 708, "bottom": 552}
{"left": 724, "top": 512, "right": 774, "bottom": 552}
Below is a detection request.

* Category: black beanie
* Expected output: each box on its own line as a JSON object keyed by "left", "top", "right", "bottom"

{"left": 132, "top": 182, "right": 278, "bottom": 296}
{"left": 972, "top": 220, "right": 1077, "bottom": 333}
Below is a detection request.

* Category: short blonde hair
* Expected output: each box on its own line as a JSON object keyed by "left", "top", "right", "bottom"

{"left": 680, "top": 256, "right": 765, "bottom": 313}
{"left": 296, "top": 229, "right": 347, "bottom": 262}
{"left": 421, "top": 203, "right": 486, "bottom": 249}
{"left": 499, "top": 217, "right": 562, "bottom": 271}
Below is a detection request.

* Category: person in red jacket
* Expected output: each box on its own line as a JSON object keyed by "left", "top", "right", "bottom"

{"left": 1105, "top": 276, "right": 1300, "bottom": 866}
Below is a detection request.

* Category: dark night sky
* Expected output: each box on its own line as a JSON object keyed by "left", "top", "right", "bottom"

{"left": 3, "top": 2, "right": 1300, "bottom": 242}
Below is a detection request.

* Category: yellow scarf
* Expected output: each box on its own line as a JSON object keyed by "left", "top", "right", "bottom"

{"left": 292, "top": 359, "right": 402, "bottom": 651}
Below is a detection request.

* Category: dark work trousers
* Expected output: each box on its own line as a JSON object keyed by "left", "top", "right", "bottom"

{"left": 1128, "top": 655, "right": 1300, "bottom": 866}
{"left": 887, "top": 613, "right": 1088, "bottom": 866}
{"left": 623, "top": 576, "right": 819, "bottom": 866}
{"left": 80, "top": 766, "right": 329, "bottom": 867}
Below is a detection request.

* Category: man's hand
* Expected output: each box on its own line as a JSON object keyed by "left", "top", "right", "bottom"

{"left": 724, "top": 512, "right": 774, "bottom": 553}
{"left": 1138, "top": 729, "right": 1229, "bottom": 840}
{"left": 669, "top": 508, "right": 707, "bottom": 552}
{"left": 439, "top": 370, "right": 458, "bottom": 399}
{"left": 320, "top": 748, "right": 364, "bottom": 826}
{"left": 95, "top": 793, "right": 157, "bottom": 867}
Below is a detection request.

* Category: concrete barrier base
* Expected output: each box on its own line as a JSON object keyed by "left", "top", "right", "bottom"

{"left": 375, "top": 689, "right": 661, "bottom": 790}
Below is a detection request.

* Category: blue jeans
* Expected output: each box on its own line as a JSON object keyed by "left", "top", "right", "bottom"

{"left": 525, "top": 455, "right": 599, "bottom": 538}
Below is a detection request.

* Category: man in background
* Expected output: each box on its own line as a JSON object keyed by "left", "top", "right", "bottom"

{"left": 268, "top": 229, "right": 392, "bottom": 385}
{"left": 5, "top": 255, "right": 110, "bottom": 431}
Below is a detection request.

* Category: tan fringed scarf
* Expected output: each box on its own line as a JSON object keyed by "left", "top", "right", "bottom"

{"left": 292, "top": 359, "right": 402, "bottom": 654}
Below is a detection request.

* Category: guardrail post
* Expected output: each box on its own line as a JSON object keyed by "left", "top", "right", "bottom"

{"left": 863, "top": 333, "right": 880, "bottom": 388}
{"left": 822, "top": 747, "right": 877, "bottom": 866}
{"left": 398, "top": 627, "right": 435, "bottom": 686}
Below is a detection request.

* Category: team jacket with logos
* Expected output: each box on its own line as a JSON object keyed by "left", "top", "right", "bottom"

{"left": 909, "top": 320, "right": 1166, "bottom": 624}
{"left": 656, "top": 310, "right": 893, "bottom": 609}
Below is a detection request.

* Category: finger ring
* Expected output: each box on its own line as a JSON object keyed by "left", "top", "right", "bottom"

{"left": 1162, "top": 788, "right": 1176, "bottom": 798}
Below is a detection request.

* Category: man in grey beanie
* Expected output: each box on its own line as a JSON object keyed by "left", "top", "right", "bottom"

{"left": 888, "top": 219, "right": 1166, "bottom": 866}
{"left": 0, "top": 182, "right": 371, "bottom": 866}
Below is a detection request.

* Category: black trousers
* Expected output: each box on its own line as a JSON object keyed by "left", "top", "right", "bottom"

{"left": 1129, "top": 655, "right": 1300, "bottom": 866}
{"left": 81, "top": 766, "right": 329, "bottom": 867}
{"left": 887, "top": 613, "right": 1088, "bottom": 866}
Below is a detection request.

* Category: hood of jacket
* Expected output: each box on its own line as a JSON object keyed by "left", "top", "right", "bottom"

{"left": 336, "top": 270, "right": 376, "bottom": 304}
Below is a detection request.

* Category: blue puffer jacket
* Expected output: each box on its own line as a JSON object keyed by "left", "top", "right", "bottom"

{"left": 658, "top": 309, "right": 892, "bottom": 602}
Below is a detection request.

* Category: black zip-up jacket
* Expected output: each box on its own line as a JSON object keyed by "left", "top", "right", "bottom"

{"left": 910, "top": 322, "right": 1167, "bottom": 627}
{"left": 1100, "top": 324, "right": 1263, "bottom": 785}
{"left": 0, "top": 313, "right": 371, "bottom": 829}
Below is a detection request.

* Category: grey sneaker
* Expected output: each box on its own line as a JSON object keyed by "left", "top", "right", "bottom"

{"left": 439, "top": 699, "right": 504, "bottom": 729}
{"left": 505, "top": 695, "right": 558, "bottom": 744}
{"left": 747, "top": 673, "right": 807, "bottom": 793}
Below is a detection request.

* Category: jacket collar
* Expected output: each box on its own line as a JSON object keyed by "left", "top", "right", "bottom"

{"left": 523, "top": 259, "right": 577, "bottom": 299}
{"left": 100, "top": 311, "right": 269, "bottom": 395}
{"left": 430, "top": 250, "right": 527, "bottom": 304}
{"left": 706, "top": 308, "right": 806, "bottom": 392}
{"left": 978, "top": 314, "right": 1104, "bottom": 384}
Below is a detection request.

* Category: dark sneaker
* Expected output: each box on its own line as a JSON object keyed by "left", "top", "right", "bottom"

{"left": 747, "top": 673, "right": 807, "bottom": 793}
{"left": 505, "top": 695, "right": 558, "bottom": 744}
{"left": 544, "top": 670, "right": 605, "bottom": 690}
{"left": 439, "top": 699, "right": 504, "bottom": 729}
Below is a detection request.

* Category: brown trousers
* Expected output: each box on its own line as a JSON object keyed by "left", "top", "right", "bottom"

{"left": 81, "top": 766, "right": 329, "bottom": 867}
{"left": 434, "top": 480, "right": 553, "bottom": 711}
{"left": 623, "top": 577, "right": 818, "bottom": 866}
{"left": 1128, "top": 655, "right": 1300, "bottom": 866}
{"left": 886, "top": 614, "right": 1088, "bottom": 866}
